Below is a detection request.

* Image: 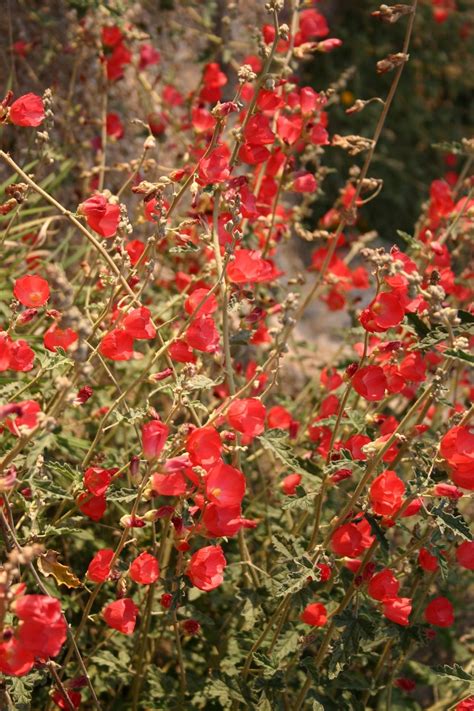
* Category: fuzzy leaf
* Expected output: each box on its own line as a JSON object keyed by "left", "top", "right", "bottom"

{"left": 432, "top": 504, "right": 472, "bottom": 541}
{"left": 185, "top": 374, "right": 220, "bottom": 391}
{"left": 432, "top": 664, "right": 473, "bottom": 684}
{"left": 445, "top": 348, "right": 474, "bottom": 364}
{"left": 259, "top": 430, "right": 320, "bottom": 478}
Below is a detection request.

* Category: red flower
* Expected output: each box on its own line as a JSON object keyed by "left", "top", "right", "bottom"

{"left": 43, "top": 325, "right": 78, "bottom": 352}
{"left": 309, "top": 123, "right": 329, "bottom": 145}
{"left": 99, "top": 328, "right": 134, "bottom": 361}
{"left": 14, "top": 275, "right": 50, "bottom": 307}
{"left": 139, "top": 43, "right": 161, "bottom": 70}
{"left": 142, "top": 420, "right": 169, "bottom": 460}
{"left": 257, "top": 89, "right": 284, "bottom": 112}
{"left": 267, "top": 405, "right": 293, "bottom": 431}
{"left": 239, "top": 142, "right": 270, "bottom": 165}
{"left": 418, "top": 548, "right": 439, "bottom": 572}
{"left": 186, "top": 426, "right": 222, "bottom": 468}
{"left": 122, "top": 307, "right": 156, "bottom": 340}
{"left": 351, "top": 365, "right": 387, "bottom": 401}
{"left": 315, "top": 563, "right": 331, "bottom": 582}
{"left": 205, "top": 461, "right": 246, "bottom": 508}
{"left": 281, "top": 473, "right": 302, "bottom": 495}
{"left": 227, "top": 398, "right": 266, "bottom": 437}
{"left": 382, "top": 597, "right": 412, "bottom": 626}
{"left": 186, "top": 545, "right": 226, "bottom": 591}
{"left": 300, "top": 602, "right": 328, "bottom": 626}
{"left": 399, "top": 351, "right": 426, "bottom": 382}
{"left": 9, "top": 339, "right": 35, "bottom": 372}
{"left": 191, "top": 106, "right": 216, "bottom": 133}
{"left": 182, "top": 619, "right": 201, "bottom": 635}
{"left": 52, "top": 690, "right": 82, "bottom": 710}
{"left": 198, "top": 145, "right": 231, "bottom": 185}
{"left": 320, "top": 367, "right": 343, "bottom": 391}
{"left": 243, "top": 114, "right": 275, "bottom": 145}
{"left": 87, "top": 549, "right": 115, "bottom": 583}
{"left": 84, "top": 467, "right": 115, "bottom": 496}
{"left": 9, "top": 93, "right": 45, "bottom": 127}
{"left": 300, "top": 86, "right": 324, "bottom": 114}
{"left": 106, "top": 43, "right": 132, "bottom": 82}
{"left": 227, "top": 249, "right": 277, "bottom": 284}
{"left": 77, "top": 492, "right": 107, "bottom": 521}
{"left": 73, "top": 385, "right": 94, "bottom": 405}
{"left": 160, "top": 593, "right": 173, "bottom": 609}
{"left": 424, "top": 596, "right": 454, "bottom": 627}
{"left": 0, "top": 333, "right": 11, "bottom": 370}
{"left": 394, "top": 678, "right": 416, "bottom": 692}
{"left": 330, "top": 523, "right": 364, "bottom": 557}
{"left": 293, "top": 173, "right": 318, "bottom": 193}
{"left": 169, "top": 339, "right": 196, "bottom": 363}
{"left": 367, "top": 569, "right": 400, "bottom": 601}
{"left": 126, "top": 240, "right": 146, "bottom": 265}
{"left": 129, "top": 552, "right": 160, "bottom": 584}
{"left": 276, "top": 114, "right": 303, "bottom": 145}
{"left": 370, "top": 470, "right": 405, "bottom": 517}
{"left": 359, "top": 291, "right": 404, "bottom": 333}
{"left": 202, "top": 503, "right": 255, "bottom": 538}
{"left": 456, "top": 541, "right": 474, "bottom": 570}
{"left": 103, "top": 598, "right": 138, "bottom": 634}
{"left": 185, "top": 316, "right": 220, "bottom": 353}
{"left": 106, "top": 112, "right": 124, "bottom": 139}
{"left": 79, "top": 194, "right": 121, "bottom": 238}
{"left": 201, "top": 62, "right": 227, "bottom": 103}
{"left": 102, "top": 26, "right": 122, "bottom": 47}
{"left": 433, "top": 482, "right": 463, "bottom": 499}
{"left": 440, "top": 425, "right": 474, "bottom": 490}
{"left": 299, "top": 8, "right": 329, "bottom": 40}
{"left": 4, "top": 400, "right": 41, "bottom": 436}
{"left": 15, "top": 595, "right": 67, "bottom": 658}
{"left": 184, "top": 288, "right": 218, "bottom": 318}
{"left": 0, "top": 639, "right": 34, "bottom": 676}
{"left": 152, "top": 470, "right": 187, "bottom": 496}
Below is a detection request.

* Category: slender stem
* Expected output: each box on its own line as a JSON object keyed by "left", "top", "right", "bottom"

{"left": 172, "top": 610, "right": 187, "bottom": 696}
{"left": 48, "top": 663, "right": 76, "bottom": 711}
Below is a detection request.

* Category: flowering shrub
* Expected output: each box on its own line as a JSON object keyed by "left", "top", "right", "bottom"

{"left": 0, "top": 1, "right": 473, "bottom": 710}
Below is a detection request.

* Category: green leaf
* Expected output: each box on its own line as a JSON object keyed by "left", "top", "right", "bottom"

{"left": 432, "top": 663, "right": 473, "bottom": 685}
{"left": 273, "top": 630, "right": 300, "bottom": 663}
{"left": 282, "top": 491, "right": 315, "bottom": 511}
{"left": 431, "top": 504, "right": 472, "bottom": 541}
{"left": 239, "top": 597, "right": 259, "bottom": 632}
{"left": 56, "top": 433, "right": 91, "bottom": 451}
{"left": 331, "top": 671, "right": 372, "bottom": 690}
{"left": 396, "top": 230, "right": 417, "bottom": 246}
{"left": 445, "top": 348, "right": 474, "bottom": 364}
{"left": 271, "top": 535, "right": 293, "bottom": 560}
{"left": 185, "top": 374, "right": 222, "bottom": 391}
{"left": 33, "top": 480, "right": 74, "bottom": 501}
{"left": 106, "top": 488, "right": 137, "bottom": 503}
{"left": 8, "top": 671, "right": 46, "bottom": 710}
{"left": 406, "top": 312, "right": 430, "bottom": 338}
{"left": 259, "top": 430, "right": 320, "bottom": 478}
{"left": 432, "top": 140, "right": 465, "bottom": 155}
